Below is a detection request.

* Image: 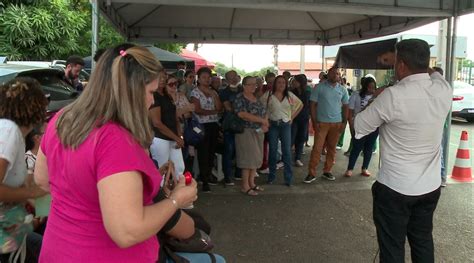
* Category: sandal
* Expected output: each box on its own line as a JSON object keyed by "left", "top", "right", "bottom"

{"left": 344, "top": 170, "right": 353, "bottom": 177}
{"left": 241, "top": 189, "right": 258, "bottom": 196}
{"left": 251, "top": 185, "right": 264, "bottom": 192}
{"left": 361, "top": 169, "right": 371, "bottom": 177}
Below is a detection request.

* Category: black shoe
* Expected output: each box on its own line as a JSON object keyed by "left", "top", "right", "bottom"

{"left": 202, "top": 183, "right": 211, "bottom": 193}
{"left": 208, "top": 177, "right": 218, "bottom": 185}
{"left": 234, "top": 176, "right": 242, "bottom": 181}
{"left": 224, "top": 178, "right": 235, "bottom": 186}
{"left": 303, "top": 175, "right": 316, "bottom": 184}
{"left": 322, "top": 172, "right": 336, "bottom": 181}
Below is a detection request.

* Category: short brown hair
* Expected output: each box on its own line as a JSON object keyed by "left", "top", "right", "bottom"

{"left": 0, "top": 77, "right": 48, "bottom": 127}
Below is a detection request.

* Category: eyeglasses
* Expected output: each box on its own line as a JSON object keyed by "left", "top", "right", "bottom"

{"left": 167, "top": 82, "right": 178, "bottom": 87}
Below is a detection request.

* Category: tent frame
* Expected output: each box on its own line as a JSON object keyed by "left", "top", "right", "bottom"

{"left": 90, "top": 0, "right": 466, "bottom": 178}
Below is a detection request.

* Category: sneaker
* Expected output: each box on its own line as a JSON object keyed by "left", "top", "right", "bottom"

{"left": 295, "top": 160, "right": 304, "bottom": 167}
{"left": 336, "top": 146, "right": 342, "bottom": 150}
{"left": 441, "top": 181, "right": 447, "bottom": 187}
{"left": 276, "top": 161, "right": 284, "bottom": 169}
{"left": 301, "top": 151, "right": 306, "bottom": 155}
{"left": 224, "top": 178, "right": 235, "bottom": 186}
{"left": 254, "top": 172, "right": 260, "bottom": 177}
{"left": 234, "top": 176, "right": 242, "bottom": 180}
{"left": 258, "top": 168, "right": 269, "bottom": 174}
{"left": 322, "top": 172, "right": 336, "bottom": 181}
{"left": 303, "top": 175, "right": 316, "bottom": 184}
{"left": 208, "top": 177, "right": 218, "bottom": 185}
{"left": 202, "top": 184, "right": 211, "bottom": 193}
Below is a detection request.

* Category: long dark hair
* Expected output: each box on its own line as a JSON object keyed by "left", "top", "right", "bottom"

{"left": 359, "top": 77, "right": 376, "bottom": 99}
{"left": 271, "top": 75, "right": 289, "bottom": 99}
{"left": 292, "top": 74, "right": 307, "bottom": 95}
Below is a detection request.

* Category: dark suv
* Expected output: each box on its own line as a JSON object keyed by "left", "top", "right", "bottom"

{"left": 0, "top": 64, "right": 78, "bottom": 119}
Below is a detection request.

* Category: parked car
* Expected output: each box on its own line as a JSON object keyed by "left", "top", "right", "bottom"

{"left": 452, "top": 81, "right": 474, "bottom": 122}
{"left": 7, "top": 60, "right": 90, "bottom": 86}
{"left": 0, "top": 64, "right": 78, "bottom": 120}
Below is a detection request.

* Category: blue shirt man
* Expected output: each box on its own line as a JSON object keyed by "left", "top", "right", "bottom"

{"left": 310, "top": 81, "right": 349, "bottom": 123}
{"left": 305, "top": 67, "right": 349, "bottom": 182}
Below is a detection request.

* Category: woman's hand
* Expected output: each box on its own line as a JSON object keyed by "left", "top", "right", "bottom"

{"left": 174, "top": 136, "right": 185, "bottom": 148}
{"left": 28, "top": 184, "right": 48, "bottom": 198}
{"left": 187, "top": 104, "right": 195, "bottom": 112}
{"left": 169, "top": 175, "right": 198, "bottom": 209}
{"left": 260, "top": 118, "right": 269, "bottom": 128}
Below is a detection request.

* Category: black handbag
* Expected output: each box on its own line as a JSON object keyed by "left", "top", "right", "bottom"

{"left": 157, "top": 209, "right": 216, "bottom": 263}
{"left": 222, "top": 112, "right": 244, "bottom": 134}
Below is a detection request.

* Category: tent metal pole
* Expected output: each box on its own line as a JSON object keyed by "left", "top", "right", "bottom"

{"left": 445, "top": 17, "right": 452, "bottom": 81}
{"left": 443, "top": 1, "right": 458, "bottom": 180}
{"left": 91, "top": 0, "right": 100, "bottom": 70}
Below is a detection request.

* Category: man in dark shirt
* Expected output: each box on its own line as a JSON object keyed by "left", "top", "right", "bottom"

{"left": 219, "top": 70, "right": 243, "bottom": 185}
{"left": 63, "top": 55, "right": 85, "bottom": 92}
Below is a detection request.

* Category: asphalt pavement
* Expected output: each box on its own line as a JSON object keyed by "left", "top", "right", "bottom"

{"left": 192, "top": 121, "right": 474, "bottom": 263}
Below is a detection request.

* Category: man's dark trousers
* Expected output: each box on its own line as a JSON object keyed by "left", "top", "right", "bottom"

{"left": 372, "top": 181, "right": 441, "bottom": 263}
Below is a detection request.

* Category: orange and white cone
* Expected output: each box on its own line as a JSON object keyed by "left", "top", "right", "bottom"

{"left": 450, "top": 131, "right": 472, "bottom": 182}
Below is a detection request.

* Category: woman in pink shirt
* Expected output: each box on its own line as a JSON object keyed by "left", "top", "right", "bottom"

{"left": 34, "top": 44, "right": 198, "bottom": 262}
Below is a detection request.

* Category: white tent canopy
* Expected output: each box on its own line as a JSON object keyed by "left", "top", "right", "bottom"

{"left": 98, "top": 0, "right": 474, "bottom": 45}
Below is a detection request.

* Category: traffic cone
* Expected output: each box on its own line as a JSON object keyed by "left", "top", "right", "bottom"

{"left": 450, "top": 131, "right": 472, "bottom": 182}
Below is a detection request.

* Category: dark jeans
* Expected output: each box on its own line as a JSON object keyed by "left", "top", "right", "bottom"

{"left": 196, "top": 122, "right": 219, "bottom": 185}
{"left": 268, "top": 120, "right": 292, "bottom": 184}
{"left": 372, "top": 182, "right": 441, "bottom": 263}
{"left": 222, "top": 131, "right": 241, "bottom": 180}
{"left": 291, "top": 117, "right": 309, "bottom": 161}
{"left": 347, "top": 129, "right": 379, "bottom": 170}
{"left": 0, "top": 232, "right": 42, "bottom": 263}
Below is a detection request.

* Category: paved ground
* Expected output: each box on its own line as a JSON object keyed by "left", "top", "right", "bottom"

{"left": 192, "top": 120, "right": 473, "bottom": 263}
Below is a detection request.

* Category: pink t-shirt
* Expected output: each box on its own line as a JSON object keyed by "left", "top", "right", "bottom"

{"left": 39, "top": 115, "right": 162, "bottom": 263}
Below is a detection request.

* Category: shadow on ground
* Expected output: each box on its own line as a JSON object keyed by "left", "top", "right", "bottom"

{"left": 193, "top": 139, "right": 474, "bottom": 263}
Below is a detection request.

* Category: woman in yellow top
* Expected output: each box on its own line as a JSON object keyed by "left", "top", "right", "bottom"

{"left": 260, "top": 75, "right": 302, "bottom": 186}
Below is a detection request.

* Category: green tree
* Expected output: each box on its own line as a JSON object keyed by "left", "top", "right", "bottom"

{"left": 214, "top": 62, "right": 276, "bottom": 78}
{"left": 247, "top": 66, "right": 277, "bottom": 78}
{"left": 154, "top": 43, "right": 187, "bottom": 54}
{"left": 0, "top": 0, "right": 87, "bottom": 60}
{"left": 0, "top": 0, "right": 186, "bottom": 61}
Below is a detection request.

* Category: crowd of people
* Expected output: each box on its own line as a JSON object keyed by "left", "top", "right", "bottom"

{"left": 155, "top": 63, "right": 370, "bottom": 195}
{"left": 0, "top": 39, "right": 452, "bottom": 263}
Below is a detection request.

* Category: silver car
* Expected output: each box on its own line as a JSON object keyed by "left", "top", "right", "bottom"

{"left": 452, "top": 81, "right": 474, "bottom": 122}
